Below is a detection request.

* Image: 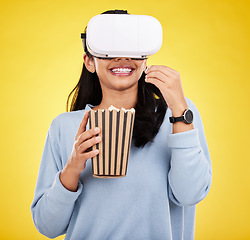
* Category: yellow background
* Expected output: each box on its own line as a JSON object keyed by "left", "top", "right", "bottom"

{"left": 1, "top": 0, "right": 249, "bottom": 239}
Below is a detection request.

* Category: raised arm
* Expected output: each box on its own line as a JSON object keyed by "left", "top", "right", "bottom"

{"left": 167, "top": 99, "right": 212, "bottom": 206}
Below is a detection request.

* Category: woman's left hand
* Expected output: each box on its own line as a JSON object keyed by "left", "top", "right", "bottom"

{"left": 145, "top": 65, "right": 188, "bottom": 115}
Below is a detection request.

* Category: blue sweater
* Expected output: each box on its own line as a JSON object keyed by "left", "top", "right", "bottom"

{"left": 31, "top": 97, "right": 212, "bottom": 240}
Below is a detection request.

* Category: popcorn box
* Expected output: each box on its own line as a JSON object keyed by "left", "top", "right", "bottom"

{"left": 89, "top": 106, "right": 135, "bottom": 178}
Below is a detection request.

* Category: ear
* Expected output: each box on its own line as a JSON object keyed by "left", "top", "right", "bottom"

{"left": 83, "top": 53, "right": 96, "bottom": 73}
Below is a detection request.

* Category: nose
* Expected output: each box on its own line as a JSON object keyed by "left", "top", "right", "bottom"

{"left": 114, "top": 57, "right": 131, "bottom": 61}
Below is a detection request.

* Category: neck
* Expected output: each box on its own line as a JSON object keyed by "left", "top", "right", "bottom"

{"left": 93, "top": 84, "right": 138, "bottom": 110}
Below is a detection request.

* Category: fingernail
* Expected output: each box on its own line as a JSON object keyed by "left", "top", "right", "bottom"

{"left": 96, "top": 136, "right": 101, "bottom": 141}
{"left": 94, "top": 127, "right": 100, "bottom": 132}
{"left": 94, "top": 149, "right": 99, "bottom": 154}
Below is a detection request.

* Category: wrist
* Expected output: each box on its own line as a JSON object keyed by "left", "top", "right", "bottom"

{"left": 64, "top": 161, "right": 82, "bottom": 178}
{"left": 60, "top": 165, "right": 81, "bottom": 192}
{"left": 65, "top": 164, "right": 81, "bottom": 178}
{"left": 172, "top": 122, "right": 194, "bottom": 133}
{"left": 171, "top": 106, "right": 188, "bottom": 117}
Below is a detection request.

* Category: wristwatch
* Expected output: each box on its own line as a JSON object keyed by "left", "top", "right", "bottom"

{"left": 169, "top": 109, "right": 193, "bottom": 124}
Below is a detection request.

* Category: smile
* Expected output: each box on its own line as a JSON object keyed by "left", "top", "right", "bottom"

{"left": 109, "top": 67, "right": 135, "bottom": 76}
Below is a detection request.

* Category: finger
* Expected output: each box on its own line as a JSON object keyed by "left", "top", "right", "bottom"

{"left": 146, "top": 65, "right": 178, "bottom": 78}
{"left": 160, "top": 65, "right": 178, "bottom": 73}
{"left": 146, "top": 65, "right": 177, "bottom": 73}
{"left": 145, "top": 77, "right": 166, "bottom": 92}
{"left": 75, "top": 110, "right": 89, "bottom": 140}
{"left": 82, "top": 149, "right": 99, "bottom": 160}
{"left": 78, "top": 135, "right": 102, "bottom": 153}
{"left": 146, "top": 66, "right": 176, "bottom": 78}
{"left": 75, "top": 127, "right": 100, "bottom": 149}
{"left": 145, "top": 71, "right": 169, "bottom": 84}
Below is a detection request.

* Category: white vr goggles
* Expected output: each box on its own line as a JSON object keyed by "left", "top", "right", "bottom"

{"left": 81, "top": 14, "right": 163, "bottom": 59}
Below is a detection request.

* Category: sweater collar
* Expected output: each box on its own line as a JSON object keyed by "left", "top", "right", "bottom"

{"left": 85, "top": 104, "right": 96, "bottom": 111}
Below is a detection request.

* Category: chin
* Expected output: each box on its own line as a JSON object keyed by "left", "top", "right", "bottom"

{"left": 111, "top": 80, "right": 138, "bottom": 91}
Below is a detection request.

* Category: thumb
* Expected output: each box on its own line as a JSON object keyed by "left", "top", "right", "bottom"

{"left": 75, "top": 110, "right": 89, "bottom": 141}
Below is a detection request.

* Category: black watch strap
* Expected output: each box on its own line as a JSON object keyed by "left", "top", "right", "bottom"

{"left": 169, "top": 115, "right": 185, "bottom": 123}
{"left": 169, "top": 109, "right": 193, "bottom": 124}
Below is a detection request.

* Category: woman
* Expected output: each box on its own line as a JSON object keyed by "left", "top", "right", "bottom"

{"left": 31, "top": 10, "right": 212, "bottom": 240}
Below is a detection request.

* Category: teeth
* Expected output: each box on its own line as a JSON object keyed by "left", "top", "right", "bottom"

{"left": 111, "top": 68, "right": 132, "bottom": 73}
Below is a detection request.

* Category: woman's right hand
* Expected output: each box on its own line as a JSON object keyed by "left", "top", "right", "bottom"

{"left": 60, "top": 110, "right": 101, "bottom": 191}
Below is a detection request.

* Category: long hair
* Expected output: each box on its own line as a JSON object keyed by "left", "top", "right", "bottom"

{"left": 66, "top": 10, "right": 168, "bottom": 147}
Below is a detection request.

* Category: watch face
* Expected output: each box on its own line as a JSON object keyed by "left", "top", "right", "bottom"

{"left": 185, "top": 109, "right": 193, "bottom": 123}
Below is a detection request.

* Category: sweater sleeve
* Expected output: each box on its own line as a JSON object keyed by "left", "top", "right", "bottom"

{"left": 31, "top": 120, "right": 83, "bottom": 238}
{"left": 167, "top": 98, "right": 212, "bottom": 206}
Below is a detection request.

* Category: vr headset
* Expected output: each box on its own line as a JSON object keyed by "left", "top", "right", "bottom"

{"left": 81, "top": 14, "right": 163, "bottom": 59}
